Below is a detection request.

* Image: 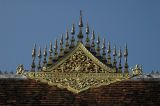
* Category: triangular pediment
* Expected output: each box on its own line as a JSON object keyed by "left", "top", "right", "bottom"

{"left": 47, "top": 42, "right": 115, "bottom": 73}
{"left": 25, "top": 43, "right": 129, "bottom": 93}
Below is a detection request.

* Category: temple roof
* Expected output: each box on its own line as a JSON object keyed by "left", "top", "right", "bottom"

{"left": 16, "top": 11, "right": 143, "bottom": 93}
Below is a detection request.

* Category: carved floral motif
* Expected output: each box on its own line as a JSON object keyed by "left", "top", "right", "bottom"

{"left": 53, "top": 48, "right": 104, "bottom": 73}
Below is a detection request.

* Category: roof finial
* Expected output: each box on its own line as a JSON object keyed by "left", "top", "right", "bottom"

{"left": 31, "top": 44, "right": 36, "bottom": 71}
{"left": 59, "top": 34, "right": 64, "bottom": 58}
{"left": 90, "top": 30, "right": 96, "bottom": 54}
{"left": 118, "top": 47, "right": 122, "bottom": 73}
{"left": 37, "top": 46, "right": 42, "bottom": 71}
{"left": 79, "top": 10, "right": 83, "bottom": 27}
{"left": 113, "top": 45, "right": 117, "bottom": 70}
{"left": 71, "top": 23, "right": 75, "bottom": 35}
{"left": 96, "top": 35, "right": 101, "bottom": 58}
{"left": 85, "top": 21, "right": 90, "bottom": 50}
{"left": 77, "top": 10, "right": 83, "bottom": 43}
{"left": 32, "top": 44, "right": 36, "bottom": 58}
{"left": 48, "top": 42, "right": 53, "bottom": 65}
{"left": 107, "top": 41, "right": 112, "bottom": 67}
{"left": 43, "top": 45, "right": 47, "bottom": 71}
{"left": 124, "top": 43, "right": 129, "bottom": 74}
{"left": 54, "top": 39, "right": 58, "bottom": 50}
{"left": 86, "top": 21, "right": 89, "bottom": 34}
{"left": 102, "top": 38, "right": 107, "bottom": 63}
{"left": 53, "top": 39, "right": 58, "bottom": 62}
{"left": 70, "top": 23, "right": 75, "bottom": 49}
{"left": 49, "top": 42, "right": 53, "bottom": 56}
{"left": 64, "top": 28, "right": 70, "bottom": 54}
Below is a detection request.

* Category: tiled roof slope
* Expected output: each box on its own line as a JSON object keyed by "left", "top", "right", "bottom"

{"left": 0, "top": 79, "right": 160, "bottom": 106}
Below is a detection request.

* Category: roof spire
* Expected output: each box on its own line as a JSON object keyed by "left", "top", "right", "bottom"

{"left": 86, "top": 21, "right": 89, "bottom": 34}
{"left": 124, "top": 43, "right": 129, "bottom": 74}
{"left": 49, "top": 42, "right": 53, "bottom": 56}
{"left": 64, "top": 28, "right": 70, "bottom": 54}
{"left": 43, "top": 45, "right": 47, "bottom": 71}
{"left": 53, "top": 39, "right": 58, "bottom": 62}
{"left": 79, "top": 10, "right": 83, "bottom": 27}
{"left": 107, "top": 41, "right": 112, "bottom": 67}
{"left": 118, "top": 47, "right": 122, "bottom": 73}
{"left": 71, "top": 23, "right": 75, "bottom": 35}
{"left": 113, "top": 45, "right": 117, "bottom": 70}
{"left": 70, "top": 23, "right": 75, "bottom": 49}
{"left": 37, "top": 46, "right": 42, "bottom": 71}
{"left": 31, "top": 44, "right": 36, "bottom": 72}
{"left": 90, "top": 30, "right": 96, "bottom": 54}
{"left": 102, "top": 38, "right": 107, "bottom": 63}
{"left": 48, "top": 42, "right": 53, "bottom": 65}
{"left": 59, "top": 34, "right": 64, "bottom": 58}
{"left": 77, "top": 10, "right": 83, "bottom": 43}
{"left": 85, "top": 21, "right": 90, "bottom": 50}
{"left": 96, "top": 35, "right": 101, "bottom": 58}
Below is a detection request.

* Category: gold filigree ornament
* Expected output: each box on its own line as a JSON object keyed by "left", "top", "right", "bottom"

{"left": 23, "top": 43, "right": 134, "bottom": 93}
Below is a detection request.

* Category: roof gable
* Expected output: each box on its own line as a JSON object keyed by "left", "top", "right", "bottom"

{"left": 16, "top": 11, "right": 143, "bottom": 93}
{"left": 48, "top": 42, "right": 114, "bottom": 73}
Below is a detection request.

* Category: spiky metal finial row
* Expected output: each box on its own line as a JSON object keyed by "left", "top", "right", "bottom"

{"left": 31, "top": 40, "right": 129, "bottom": 73}
{"left": 29, "top": 11, "right": 130, "bottom": 73}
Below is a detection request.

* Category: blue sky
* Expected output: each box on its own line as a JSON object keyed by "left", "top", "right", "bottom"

{"left": 0, "top": 0, "right": 160, "bottom": 73}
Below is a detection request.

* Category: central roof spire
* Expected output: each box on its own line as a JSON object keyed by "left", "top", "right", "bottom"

{"left": 79, "top": 10, "right": 83, "bottom": 27}
{"left": 77, "top": 10, "right": 84, "bottom": 43}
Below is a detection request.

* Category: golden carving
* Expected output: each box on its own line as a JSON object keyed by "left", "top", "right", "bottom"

{"left": 26, "top": 72, "right": 127, "bottom": 93}
{"left": 48, "top": 43, "right": 113, "bottom": 73}
{"left": 131, "top": 64, "right": 143, "bottom": 76}
{"left": 51, "top": 48, "right": 105, "bottom": 73}
{"left": 16, "top": 64, "right": 24, "bottom": 74}
{"left": 24, "top": 43, "right": 131, "bottom": 93}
